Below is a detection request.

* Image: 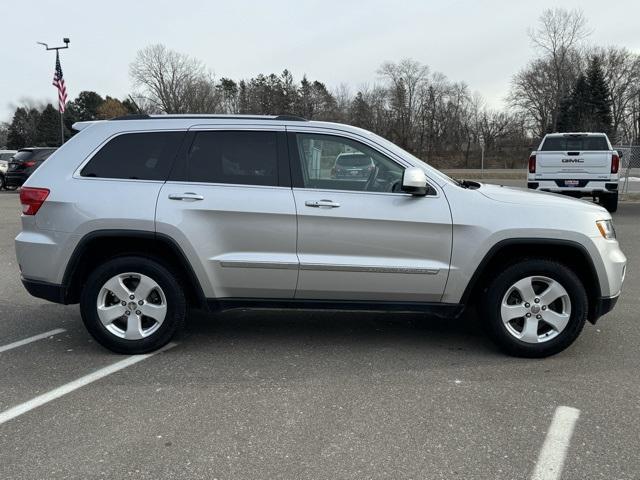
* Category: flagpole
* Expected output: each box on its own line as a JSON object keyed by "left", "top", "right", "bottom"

{"left": 60, "top": 112, "right": 64, "bottom": 146}
{"left": 37, "top": 38, "right": 70, "bottom": 147}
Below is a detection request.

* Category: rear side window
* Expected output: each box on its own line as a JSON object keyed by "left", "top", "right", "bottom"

{"left": 187, "top": 131, "right": 278, "bottom": 186}
{"left": 12, "top": 151, "right": 35, "bottom": 162}
{"left": 81, "top": 132, "right": 184, "bottom": 180}
{"left": 541, "top": 136, "right": 609, "bottom": 151}
{"left": 35, "top": 149, "right": 56, "bottom": 161}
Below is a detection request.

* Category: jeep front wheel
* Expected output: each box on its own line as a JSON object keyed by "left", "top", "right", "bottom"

{"left": 480, "top": 259, "right": 588, "bottom": 357}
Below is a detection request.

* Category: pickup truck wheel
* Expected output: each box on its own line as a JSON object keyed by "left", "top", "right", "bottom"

{"left": 480, "top": 259, "right": 587, "bottom": 358}
{"left": 80, "top": 256, "right": 186, "bottom": 354}
{"left": 600, "top": 192, "right": 618, "bottom": 213}
{"left": 0, "top": 174, "right": 4, "bottom": 190}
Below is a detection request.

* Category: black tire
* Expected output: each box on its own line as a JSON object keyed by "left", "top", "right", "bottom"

{"left": 80, "top": 256, "right": 186, "bottom": 354}
{"left": 600, "top": 192, "right": 618, "bottom": 213}
{"left": 0, "top": 174, "right": 4, "bottom": 190}
{"left": 479, "top": 259, "right": 588, "bottom": 358}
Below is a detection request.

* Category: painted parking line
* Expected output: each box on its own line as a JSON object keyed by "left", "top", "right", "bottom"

{"left": 0, "top": 342, "right": 177, "bottom": 426}
{"left": 0, "top": 328, "right": 66, "bottom": 354}
{"left": 531, "top": 406, "right": 581, "bottom": 480}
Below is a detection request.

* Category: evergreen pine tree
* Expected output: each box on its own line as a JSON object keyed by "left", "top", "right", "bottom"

{"left": 585, "top": 56, "right": 613, "bottom": 135}
{"left": 572, "top": 75, "right": 591, "bottom": 131}
{"left": 350, "top": 92, "right": 372, "bottom": 129}
{"left": 6, "top": 107, "right": 41, "bottom": 149}
{"left": 36, "top": 104, "right": 62, "bottom": 146}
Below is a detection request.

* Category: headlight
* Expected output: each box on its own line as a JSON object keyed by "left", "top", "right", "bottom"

{"left": 596, "top": 220, "right": 616, "bottom": 239}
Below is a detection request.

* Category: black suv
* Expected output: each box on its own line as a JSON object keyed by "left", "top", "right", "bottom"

{"left": 5, "top": 148, "right": 57, "bottom": 188}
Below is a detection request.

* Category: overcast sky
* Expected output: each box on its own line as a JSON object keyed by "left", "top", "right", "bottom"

{"left": 1, "top": 0, "right": 639, "bottom": 122}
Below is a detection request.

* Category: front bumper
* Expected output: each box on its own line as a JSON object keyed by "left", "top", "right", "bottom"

{"left": 591, "top": 294, "right": 619, "bottom": 323}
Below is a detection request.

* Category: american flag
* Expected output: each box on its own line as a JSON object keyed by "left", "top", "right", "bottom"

{"left": 52, "top": 51, "right": 68, "bottom": 113}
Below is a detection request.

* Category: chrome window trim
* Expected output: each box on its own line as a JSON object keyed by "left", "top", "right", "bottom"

{"left": 164, "top": 180, "right": 292, "bottom": 191}
{"left": 292, "top": 186, "right": 439, "bottom": 198}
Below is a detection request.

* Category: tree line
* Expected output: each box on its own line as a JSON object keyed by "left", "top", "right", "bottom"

{"left": 1, "top": 93, "right": 136, "bottom": 149}
{"left": 2, "top": 8, "right": 639, "bottom": 168}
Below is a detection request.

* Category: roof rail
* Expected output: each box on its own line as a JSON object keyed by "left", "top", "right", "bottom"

{"left": 274, "top": 115, "right": 307, "bottom": 121}
{"left": 111, "top": 114, "right": 151, "bottom": 120}
{"left": 108, "top": 113, "right": 308, "bottom": 122}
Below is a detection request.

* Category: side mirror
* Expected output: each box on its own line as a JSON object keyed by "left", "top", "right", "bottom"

{"left": 617, "top": 150, "right": 624, "bottom": 158}
{"left": 401, "top": 167, "right": 429, "bottom": 196}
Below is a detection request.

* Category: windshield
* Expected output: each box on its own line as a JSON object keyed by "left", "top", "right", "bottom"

{"left": 336, "top": 154, "right": 372, "bottom": 167}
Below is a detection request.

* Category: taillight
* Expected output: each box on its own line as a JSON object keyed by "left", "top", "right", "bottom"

{"left": 611, "top": 153, "right": 619, "bottom": 174}
{"left": 20, "top": 187, "right": 50, "bottom": 215}
{"left": 528, "top": 154, "right": 536, "bottom": 173}
{"left": 23, "top": 161, "right": 36, "bottom": 167}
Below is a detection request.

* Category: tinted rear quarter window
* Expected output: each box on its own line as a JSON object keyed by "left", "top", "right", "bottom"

{"left": 187, "top": 131, "right": 278, "bottom": 186}
{"left": 81, "top": 132, "right": 184, "bottom": 180}
{"left": 541, "top": 136, "right": 609, "bottom": 151}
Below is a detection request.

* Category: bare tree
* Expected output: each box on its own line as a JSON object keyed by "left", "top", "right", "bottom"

{"left": 129, "top": 44, "right": 220, "bottom": 113}
{"left": 510, "top": 57, "right": 558, "bottom": 137}
{"left": 378, "top": 59, "right": 429, "bottom": 149}
{"left": 527, "top": 8, "right": 591, "bottom": 131}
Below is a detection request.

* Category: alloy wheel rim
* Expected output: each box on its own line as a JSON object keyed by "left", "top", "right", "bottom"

{"left": 96, "top": 272, "right": 167, "bottom": 340}
{"left": 500, "top": 275, "right": 571, "bottom": 344}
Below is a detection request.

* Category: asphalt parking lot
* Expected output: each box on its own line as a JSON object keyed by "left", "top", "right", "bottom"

{"left": 0, "top": 189, "right": 638, "bottom": 480}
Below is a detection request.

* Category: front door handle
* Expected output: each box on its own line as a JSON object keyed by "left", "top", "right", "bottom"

{"left": 168, "top": 192, "right": 204, "bottom": 201}
{"left": 305, "top": 199, "right": 340, "bottom": 208}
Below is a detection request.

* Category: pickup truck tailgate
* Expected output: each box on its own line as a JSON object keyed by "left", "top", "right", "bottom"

{"left": 536, "top": 151, "right": 612, "bottom": 178}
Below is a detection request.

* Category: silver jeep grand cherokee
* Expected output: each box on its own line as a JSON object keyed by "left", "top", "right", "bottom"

{"left": 15, "top": 115, "right": 626, "bottom": 357}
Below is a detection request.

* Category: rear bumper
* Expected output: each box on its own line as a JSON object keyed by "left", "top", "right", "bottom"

{"left": 21, "top": 277, "right": 66, "bottom": 304}
{"left": 527, "top": 179, "right": 618, "bottom": 196}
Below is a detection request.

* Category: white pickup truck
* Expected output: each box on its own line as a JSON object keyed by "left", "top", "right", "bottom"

{"left": 527, "top": 133, "right": 621, "bottom": 212}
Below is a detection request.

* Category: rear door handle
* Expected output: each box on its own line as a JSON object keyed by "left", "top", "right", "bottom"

{"left": 168, "top": 192, "right": 204, "bottom": 201}
{"left": 305, "top": 199, "right": 340, "bottom": 208}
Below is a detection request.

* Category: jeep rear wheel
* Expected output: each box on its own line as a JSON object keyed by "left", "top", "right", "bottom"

{"left": 80, "top": 256, "right": 186, "bottom": 354}
{"left": 480, "top": 259, "right": 587, "bottom": 357}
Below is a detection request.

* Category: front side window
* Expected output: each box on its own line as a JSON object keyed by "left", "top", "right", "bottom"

{"left": 81, "top": 131, "right": 184, "bottom": 180}
{"left": 187, "top": 131, "right": 278, "bottom": 186}
{"left": 293, "top": 133, "right": 404, "bottom": 192}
